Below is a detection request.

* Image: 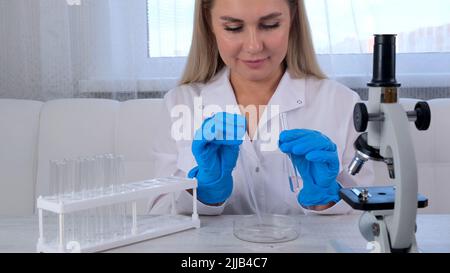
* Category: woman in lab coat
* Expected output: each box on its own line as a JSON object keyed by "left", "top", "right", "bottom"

{"left": 153, "top": 0, "right": 374, "bottom": 215}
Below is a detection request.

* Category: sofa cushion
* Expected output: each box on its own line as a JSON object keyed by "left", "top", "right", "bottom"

{"left": 0, "top": 99, "right": 43, "bottom": 216}
{"left": 115, "top": 99, "right": 175, "bottom": 213}
{"left": 35, "top": 99, "right": 120, "bottom": 199}
{"left": 116, "top": 99, "right": 173, "bottom": 182}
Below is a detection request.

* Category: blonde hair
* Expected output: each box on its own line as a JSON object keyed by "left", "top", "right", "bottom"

{"left": 180, "top": 0, "right": 326, "bottom": 85}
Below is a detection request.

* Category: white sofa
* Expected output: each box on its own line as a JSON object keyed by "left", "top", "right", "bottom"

{"left": 0, "top": 98, "right": 175, "bottom": 216}
{"left": 1, "top": 98, "right": 449, "bottom": 216}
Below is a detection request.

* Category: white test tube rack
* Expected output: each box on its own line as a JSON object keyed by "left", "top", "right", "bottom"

{"left": 36, "top": 177, "right": 200, "bottom": 253}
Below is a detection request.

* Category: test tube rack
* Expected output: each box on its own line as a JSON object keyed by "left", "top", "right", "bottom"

{"left": 36, "top": 177, "right": 200, "bottom": 253}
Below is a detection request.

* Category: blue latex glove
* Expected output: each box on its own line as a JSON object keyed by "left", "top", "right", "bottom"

{"left": 188, "top": 112, "right": 246, "bottom": 204}
{"left": 279, "top": 129, "right": 341, "bottom": 207}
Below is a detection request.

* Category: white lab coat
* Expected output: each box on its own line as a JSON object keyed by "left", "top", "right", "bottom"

{"left": 152, "top": 68, "right": 375, "bottom": 216}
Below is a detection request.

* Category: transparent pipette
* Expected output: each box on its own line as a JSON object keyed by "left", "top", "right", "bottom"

{"left": 280, "top": 113, "right": 300, "bottom": 193}
{"left": 239, "top": 145, "right": 262, "bottom": 223}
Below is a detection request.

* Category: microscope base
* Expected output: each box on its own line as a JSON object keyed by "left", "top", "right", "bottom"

{"left": 359, "top": 211, "right": 419, "bottom": 253}
{"left": 340, "top": 186, "right": 427, "bottom": 253}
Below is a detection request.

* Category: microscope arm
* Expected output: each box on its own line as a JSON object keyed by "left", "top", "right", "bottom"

{"left": 378, "top": 103, "right": 418, "bottom": 250}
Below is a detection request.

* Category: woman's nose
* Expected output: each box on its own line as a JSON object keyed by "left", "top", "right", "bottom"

{"left": 243, "top": 29, "right": 263, "bottom": 54}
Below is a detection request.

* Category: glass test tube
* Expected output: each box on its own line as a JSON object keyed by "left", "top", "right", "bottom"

{"left": 48, "top": 160, "right": 60, "bottom": 245}
{"left": 93, "top": 156, "right": 104, "bottom": 243}
{"left": 49, "top": 160, "right": 59, "bottom": 200}
{"left": 280, "top": 113, "right": 301, "bottom": 193}
{"left": 112, "top": 155, "right": 126, "bottom": 239}
{"left": 106, "top": 154, "right": 115, "bottom": 240}
{"left": 65, "top": 159, "right": 75, "bottom": 243}
{"left": 115, "top": 155, "right": 128, "bottom": 238}
{"left": 48, "top": 154, "right": 131, "bottom": 247}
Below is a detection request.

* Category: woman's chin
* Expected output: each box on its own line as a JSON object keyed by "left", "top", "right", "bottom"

{"left": 235, "top": 67, "right": 278, "bottom": 82}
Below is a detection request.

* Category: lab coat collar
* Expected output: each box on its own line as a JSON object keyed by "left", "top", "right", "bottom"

{"left": 262, "top": 68, "right": 307, "bottom": 129}
{"left": 200, "top": 67, "right": 306, "bottom": 117}
{"left": 267, "top": 68, "right": 306, "bottom": 114}
{"left": 200, "top": 68, "right": 241, "bottom": 116}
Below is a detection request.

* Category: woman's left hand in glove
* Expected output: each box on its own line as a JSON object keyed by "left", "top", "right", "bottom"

{"left": 279, "top": 129, "right": 341, "bottom": 209}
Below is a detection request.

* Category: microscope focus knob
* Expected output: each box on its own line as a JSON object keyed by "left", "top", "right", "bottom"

{"left": 353, "top": 103, "right": 369, "bottom": 132}
{"left": 414, "top": 101, "right": 431, "bottom": 131}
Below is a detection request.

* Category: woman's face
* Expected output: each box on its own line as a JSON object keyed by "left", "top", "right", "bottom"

{"left": 210, "top": 0, "right": 291, "bottom": 82}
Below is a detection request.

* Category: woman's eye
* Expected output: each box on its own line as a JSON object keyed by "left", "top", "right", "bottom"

{"left": 224, "top": 26, "right": 243, "bottom": 32}
{"left": 223, "top": 22, "right": 280, "bottom": 32}
{"left": 260, "top": 23, "right": 280, "bottom": 30}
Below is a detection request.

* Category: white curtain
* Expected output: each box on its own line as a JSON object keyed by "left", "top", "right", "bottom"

{"left": 1, "top": 0, "right": 449, "bottom": 101}
{"left": 0, "top": 0, "right": 140, "bottom": 101}
{"left": 147, "top": 0, "right": 194, "bottom": 57}
{"left": 306, "top": 0, "right": 450, "bottom": 54}
{"left": 305, "top": 0, "right": 450, "bottom": 86}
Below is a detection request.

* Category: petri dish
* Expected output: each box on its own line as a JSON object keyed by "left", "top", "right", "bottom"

{"left": 233, "top": 214, "right": 299, "bottom": 243}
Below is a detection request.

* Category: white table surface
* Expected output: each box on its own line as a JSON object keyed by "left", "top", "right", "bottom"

{"left": 1, "top": 214, "right": 449, "bottom": 253}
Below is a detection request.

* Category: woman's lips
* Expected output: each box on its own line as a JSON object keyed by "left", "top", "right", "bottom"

{"left": 241, "top": 57, "right": 268, "bottom": 69}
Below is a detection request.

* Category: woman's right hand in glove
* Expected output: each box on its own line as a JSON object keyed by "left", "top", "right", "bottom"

{"left": 188, "top": 112, "right": 246, "bottom": 205}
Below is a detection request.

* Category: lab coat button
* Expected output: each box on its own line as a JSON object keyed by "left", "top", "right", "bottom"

{"left": 255, "top": 167, "right": 260, "bottom": 173}
{"left": 297, "top": 99, "right": 303, "bottom": 105}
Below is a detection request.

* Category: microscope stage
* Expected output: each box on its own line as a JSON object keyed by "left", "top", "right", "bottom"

{"left": 339, "top": 186, "right": 428, "bottom": 211}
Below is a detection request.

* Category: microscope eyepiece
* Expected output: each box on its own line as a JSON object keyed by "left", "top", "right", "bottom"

{"left": 368, "top": 34, "right": 401, "bottom": 88}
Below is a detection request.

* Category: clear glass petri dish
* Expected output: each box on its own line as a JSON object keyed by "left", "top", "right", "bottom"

{"left": 233, "top": 214, "right": 299, "bottom": 243}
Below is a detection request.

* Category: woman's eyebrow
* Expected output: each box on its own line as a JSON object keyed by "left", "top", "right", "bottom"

{"left": 260, "top": 12, "right": 283, "bottom": 21}
{"left": 220, "top": 16, "right": 243, "bottom": 23}
{"left": 220, "top": 12, "right": 283, "bottom": 23}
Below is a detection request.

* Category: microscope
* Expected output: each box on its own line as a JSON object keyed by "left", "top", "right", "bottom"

{"left": 339, "top": 34, "right": 431, "bottom": 253}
